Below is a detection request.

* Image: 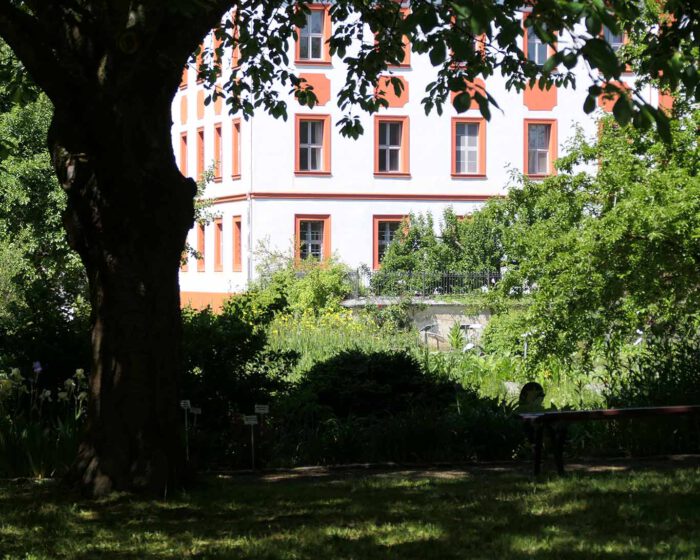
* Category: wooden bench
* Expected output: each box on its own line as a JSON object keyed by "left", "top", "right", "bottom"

{"left": 519, "top": 404, "right": 700, "bottom": 475}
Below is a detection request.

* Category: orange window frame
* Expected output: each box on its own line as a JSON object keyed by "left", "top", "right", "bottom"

{"left": 196, "top": 44, "right": 204, "bottom": 84}
{"left": 213, "top": 124, "right": 222, "bottom": 182}
{"left": 295, "top": 114, "right": 332, "bottom": 175}
{"left": 373, "top": 215, "right": 406, "bottom": 270}
{"left": 658, "top": 89, "right": 673, "bottom": 113}
{"left": 179, "top": 95, "right": 188, "bottom": 125}
{"left": 375, "top": 75, "right": 409, "bottom": 108}
{"left": 601, "top": 27, "right": 631, "bottom": 74}
{"left": 598, "top": 80, "right": 631, "bottom": 113}
{"left": 522, "top": 14, "right": 557, "bottom": 64}
{"left": 196, "top": 223, "right": 205, "bottom": 272}
{"left": 179, "top": 132, "right": 188, "bottom": 176}
{"left": 295, "top": 4, "right": 332, "bottom": 65}
{"left": 233, "top": 216, "right": 243, "bottom": 272}
{"left": 294, "top": 214, "right": 331, "bottom": 263}
{"left": 231, "top": 20, "right": 241, "bottom": 68}
{"left": 374, "top": 116, "right": 410, "bottom": 177}
{"left": 451, "top": 117, "right": 487, "bottom": 177}
{"left": 180, "top": 66, "right": 189, "bottom": 89}
{"left": 196, "top": 127, "right": 205, "bottom": 179}
{"left": 196, "top": 90, "right": 205, "bottom": 120}
{"left": 232, "top": 118, "right": 241, "bottom": 179}
{"left": 523, "top": 119, "right": 558, "bottom": 178}
{"left": 213, "top": 218, "right": 223, "bottom": 272}
{"left": 384, "top": 7, "right": 411, "bottom": 68}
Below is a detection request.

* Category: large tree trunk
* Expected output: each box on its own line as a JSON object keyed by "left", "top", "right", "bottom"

{"left": 50, "top": 89, "right": 197, "bottom": 496}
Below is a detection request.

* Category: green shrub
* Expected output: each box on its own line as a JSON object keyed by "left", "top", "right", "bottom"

{"left": 267, "top": 350, "right": 523, "bottom": 465}
{"left": 481, "top": 307, "right": 531, "bottom": 357}
{"left": 286, "top": 260, "right": 353, "bottom": 314}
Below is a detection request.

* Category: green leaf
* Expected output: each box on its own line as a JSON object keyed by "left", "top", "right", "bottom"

{"left": 583, "top": 94, "right": 597, "bottom": 114}
{"left": 452, "top": 92, "right": 472, "bottom": 113}
{"left": 582, "top": 38, "right": 620, "bottom": 78}
{"left": 542, "top": 53, "right": 560, "bottom": 74}
{"left": 654, "top": 110, "right": 671, "bottom": 143}
{"left": 563, "top": 52, "right": 578, "bottom": 69}
{"left": 612, "top": 94, "right": 632, "bottom": 126}
{"left": 429, "top": 42, "right": 446, "bottom": 67}
{"left": 585, "top": 15, "right": 602, "bottom": 37}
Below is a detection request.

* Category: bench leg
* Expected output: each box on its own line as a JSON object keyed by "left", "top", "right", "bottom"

{"left": 552, "top": 425, "right": 568, "bottom": 475}
{"left": 533, "top": 425, "right": 544, "bottom": 475}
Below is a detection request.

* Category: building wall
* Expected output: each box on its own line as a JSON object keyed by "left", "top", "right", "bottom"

{"left": 174, "top": 11, "right": 662, "bottom": 305}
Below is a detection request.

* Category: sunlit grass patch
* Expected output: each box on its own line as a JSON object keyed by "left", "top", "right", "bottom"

{"left": 1, "top": 466, "right": 699, "bottom": 559}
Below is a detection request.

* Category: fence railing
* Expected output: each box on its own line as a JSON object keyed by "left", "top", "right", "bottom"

{"left": 347, "top": 269, "right": 501, "bottom": 298}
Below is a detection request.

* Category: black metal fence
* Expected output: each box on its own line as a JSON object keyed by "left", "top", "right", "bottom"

{"left": 348, "top": 269, "right": 501, "bottom": 298}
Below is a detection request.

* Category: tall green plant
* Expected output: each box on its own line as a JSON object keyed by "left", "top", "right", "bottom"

{"left": 0, "top": 90, "right": 89, "bottom": 373}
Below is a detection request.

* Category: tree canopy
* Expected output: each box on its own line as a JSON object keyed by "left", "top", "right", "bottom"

{"left": 199, "top": 0, "right": 697, "bottom": 138}
{"left": 491, "top": 106, "right": 700, "bottom": 361}
{"left": 0, "top": 1, "right": 697, "bottom": 140}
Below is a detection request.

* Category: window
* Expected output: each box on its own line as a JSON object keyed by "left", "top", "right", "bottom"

{"left": 296, "top": 7, "right": 330, "bottom": 64}
{"left": 295, "top": 215, "right": 330, "bottom": 261}
{"left": 374, "top": 117, "right": 409, "bottom": 175}
{"left": 180, "top": 66, "right": 188, "bottom": 89}
{"left": 214, "top": 124, "right": 222, "bottom": 182}
{"left": 381, "top": 7, "right": 411, "bottom": 67}
{"left": 379, "top": 122, "right": 401, "bottom": 172}
{"left": 214, "top": 218, "right": 223, "bottom": 271}
{"left": 526, "top": 29, "right": 548, "bottom": 66}
{"left": 528, "top": 124, "right": 549, "bottom": 175}
{"left": 456, "top": 123, "right": 478, "bottom": 173}
{"left": 196, "top": 223, "right": 205, "bottom": 272}
{"left": 300, "top": 120, "right": 323, "bottom": 170}
{"left": 603, "top": 26, "right": 624, "bottom": 52}
{"left": 300, "top": 11, "right": 323, "bottom": 60}
{"left": 196, "top": 127, "right": 204, "bottom": 179}
{"left": 524, "top": 120, "right": 557, "bottom": 177}
{"left": 195, "top": 42, "right": 205, "bottom": 84}
{"left": 452, "top": 118, "right": 486, "bottom": 176}
{"left": 299, "top": 220, "right": 324, "bottom": 259}
{"left": 232, "top": 119, "right": 241, "bottom": 179}
{"left": 179, "top": 132, "right": 188, "bottom": 176}
{"left": 233, "top": 216, "right": 242, "bottom": 272}
{"left": 523, "top": 17, "right": 553, "bottom": 68}
{"left": 179, "top": 95, "right": 188, "bottom": 125}
{"left": 373, "top": 216, "right": 405, "bottom": 269}
{"left": 295, "top": 115, "right": 331, "bottom": 174}
{"left": 196, "top": 90, "right": 205, "bottom": 120}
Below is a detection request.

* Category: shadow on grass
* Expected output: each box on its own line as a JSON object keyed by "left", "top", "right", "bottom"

{"left": 1, "top": 465, "right": 700, "bottom": 559}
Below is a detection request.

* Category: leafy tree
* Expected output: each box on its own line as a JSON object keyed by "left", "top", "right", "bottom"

{"left": 0, "top": 0, "right": 696, "bottom": 494}
{"left": 380, "top": 213, "right": 442, "bottom": 273}
{"left": 378, "top": 207, "right": 504, "bottom": 275}
{"left": 494, "top": 109, "right": 700, "bottom": 363}
{"left": 0, "top": 90, "right": 89, "bottom": 378}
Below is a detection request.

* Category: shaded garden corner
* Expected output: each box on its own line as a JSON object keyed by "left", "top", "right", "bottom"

{"left": 2, "top": 459, "right": 700, "bottom": 559}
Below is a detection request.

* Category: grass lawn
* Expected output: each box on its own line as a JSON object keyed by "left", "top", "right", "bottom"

{"left": 1, "top": 463, "right": 700, "bottom": 559}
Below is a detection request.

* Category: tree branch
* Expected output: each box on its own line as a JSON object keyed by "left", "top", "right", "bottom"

{"left": 153, "top": 0, "right": 235, "bottom": 77}
{"left": 0, "top": 1, "right": 71, "bottom": 101}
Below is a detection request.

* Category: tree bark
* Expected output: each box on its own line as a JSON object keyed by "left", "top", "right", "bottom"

{"left": 50, "top": 88, "right": 197, "bottom": 496}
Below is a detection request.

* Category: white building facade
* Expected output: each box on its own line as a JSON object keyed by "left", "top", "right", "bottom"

{"left": 173, "top": 6, "right": 670, "bottom": 309}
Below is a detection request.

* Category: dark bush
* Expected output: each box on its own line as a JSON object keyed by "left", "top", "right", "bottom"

{"left": 292, "top": 350, "right": 451, "bottom": 418}
{"left": 267, "top": 350, "right": 522, "bottom": 466}
{"left": 181, "top": 299, "right": 297, "bottom": 467}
